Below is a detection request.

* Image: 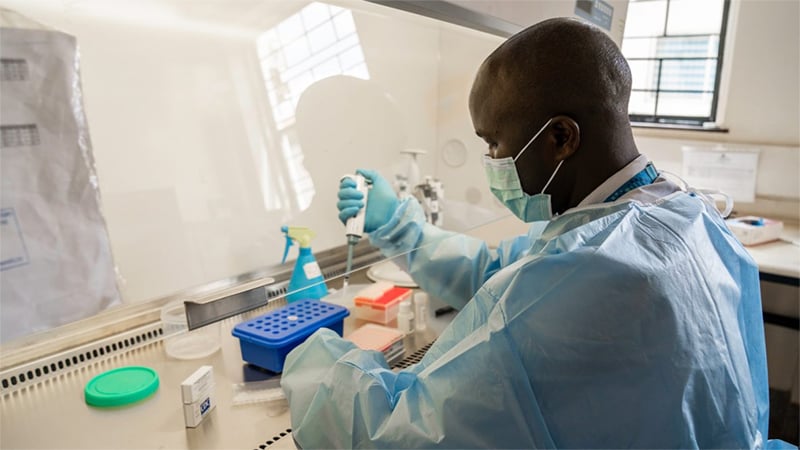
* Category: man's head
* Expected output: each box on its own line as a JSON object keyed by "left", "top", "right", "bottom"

{"left": 469, "top": 18, "right": 637, "bottom": 214}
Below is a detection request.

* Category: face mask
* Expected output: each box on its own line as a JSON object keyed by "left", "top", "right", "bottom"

{"left": 482, "top": 118, "right": 566, "bottom": 222}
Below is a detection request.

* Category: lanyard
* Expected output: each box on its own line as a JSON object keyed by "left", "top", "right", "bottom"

{"left": 604, "top": 163, "right": 659, "bottom": 202}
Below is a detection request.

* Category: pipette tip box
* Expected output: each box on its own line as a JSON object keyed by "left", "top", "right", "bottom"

{"left": 353, "top": 284, "right": 412, "bottom": 324}
{"left": 346, "top": 324, "right": 405, "bottom": 365}
{"left": 232, "top": 300, "right": 349, "bottom": 373}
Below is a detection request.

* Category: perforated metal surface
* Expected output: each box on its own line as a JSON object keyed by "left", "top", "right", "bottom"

{"left": 0, "top": 322, "right": 163, "bottom": 395}
{"left": 253, "top": 428, "right": 293, "bottom": 450}
{"left": 392, "top": 340, "right": 435, "bottom": 369}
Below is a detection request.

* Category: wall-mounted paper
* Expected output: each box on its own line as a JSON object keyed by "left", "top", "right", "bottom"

{"left": 681, "top": 146, "right": 759, "bottom": 202}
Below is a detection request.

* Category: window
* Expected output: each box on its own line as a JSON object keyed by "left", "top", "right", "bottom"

{"left": 256, "top": 2, "right": 369, "bottom": 211}
{"left": 621, "top": 0, "right": 730, "bottom": 127}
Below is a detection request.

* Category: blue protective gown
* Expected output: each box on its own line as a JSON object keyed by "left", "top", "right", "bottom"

{"left": 282, "top": 179, "right": 774, "bottom": 449}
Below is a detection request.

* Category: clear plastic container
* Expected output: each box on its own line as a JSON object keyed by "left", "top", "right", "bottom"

{"left": 414, "top": 292, "right": 428, "bottom": 331}
{"left": 161, "top": 301, "right": 221, "bottom": 360}
{"left": 397, "top": 300, "right": 414, "bottom": 334}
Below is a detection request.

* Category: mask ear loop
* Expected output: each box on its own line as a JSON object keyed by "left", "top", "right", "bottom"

{"left": 659, "top": 169, "right": 734, "bottom": 218}
{"left": 658, "top": 169, "right": 689, "bottom": 191}
{"left": 514, "top": 118, "right": 554, "bottom": 163}
{"left": 541, "top": 160, "right": 565, "bottom": 194}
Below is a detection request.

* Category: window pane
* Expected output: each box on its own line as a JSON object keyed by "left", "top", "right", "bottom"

{"left": 339, "top": 45, "right": 365, "bottom": 70}
{"left": 666, "top": 0, "right": 724, "bottom": 36}
{"left": 656, "top": 92, "right": 713, "bottom": 117}
{"left": 657, "top": 35, "right": 719, "bottom": 58}
{"left": 301, "top": 2, "right": 331, "bottom": 30}
{"left": 311, "top": 57, "right": 342, "bottom": 79}
{"left": 278, "top": 14, "right": 304, "bottom": 45}
{"left": 629, "top": 91, "right": 657, "bottom": 115}
{"left": 333, "top": 11, "right": 356, "bottom": 38}
{"left": 284, "top": 37, "right": 311, "bottom": 67}
{"left": 346, "top": 63, "right": 369, "bottom": 80}
{"left": 659, "top": 59, "right": 717, "bottom": 91}
{"left": 624, "top": 35, "right": 720, "bottom": 59}
{"left": 621, "top": 37, "right": 655, "bottom": 59}
{"left": 307, "top": 21, "right": 336, "bottom": 53}
{"left": 628, "top": 60, "right": 659, "bottom": 90}
{"left": 624, "top": 0, "right": 667, "bottom": 37}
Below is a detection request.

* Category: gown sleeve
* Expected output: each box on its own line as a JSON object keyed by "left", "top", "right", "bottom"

{"left": 368, "top": 198, "right": 539, "bottom": 310}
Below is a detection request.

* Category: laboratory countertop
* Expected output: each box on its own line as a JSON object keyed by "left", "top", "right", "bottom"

{"left": 744, "top": 224, "right": 800, "bottom": 280}
{"left": 0, "top": 291, "right": 449, "bottom": 450}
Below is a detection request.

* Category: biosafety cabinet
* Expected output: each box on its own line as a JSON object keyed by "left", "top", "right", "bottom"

{"left": 1, "top": 0, "right": 798, "bottom": 448}
{"left": 0, "top": 1, "right": 634, "bottom": 447}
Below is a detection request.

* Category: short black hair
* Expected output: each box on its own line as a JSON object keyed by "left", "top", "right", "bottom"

{"left": 480, "top": 18, "right": 632, "bottom": 123}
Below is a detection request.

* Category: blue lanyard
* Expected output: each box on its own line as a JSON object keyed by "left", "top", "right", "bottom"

{"left": 604, "top": 163, "right": 659, "bottom": 202}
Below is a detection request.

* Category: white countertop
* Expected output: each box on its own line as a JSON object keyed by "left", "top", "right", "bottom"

{"left": 744, "top": 224, "right": 800, "bottom": 280}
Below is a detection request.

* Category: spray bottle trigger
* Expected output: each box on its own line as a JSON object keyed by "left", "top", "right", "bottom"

{"left": 281, "top": 226, "right": 294, "bottom": 264}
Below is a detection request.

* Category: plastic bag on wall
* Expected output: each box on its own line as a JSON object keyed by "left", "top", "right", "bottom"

{"left": 0, "top": 14, "right": 122, "bottom": 343}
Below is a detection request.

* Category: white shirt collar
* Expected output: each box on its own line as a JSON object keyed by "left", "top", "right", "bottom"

{"left": 577, "top": 154, "right": 650, "bottom": 207}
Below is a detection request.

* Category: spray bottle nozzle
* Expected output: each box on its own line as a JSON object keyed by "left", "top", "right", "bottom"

{"left": 281, "top": 226, "right": 293, "bottom": 264}
{"left": 281, "top": 226, "right": 316, "bottom": 264}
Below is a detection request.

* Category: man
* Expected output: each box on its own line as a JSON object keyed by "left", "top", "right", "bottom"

{"left": 282, "top": 18, "right": 770, "bottom": 448}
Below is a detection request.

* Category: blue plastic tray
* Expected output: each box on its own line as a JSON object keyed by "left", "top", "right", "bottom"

{"left": 232, "top": 300, "right": 349, "bottom": 372}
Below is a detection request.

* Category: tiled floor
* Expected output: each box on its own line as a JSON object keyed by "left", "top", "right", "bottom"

{"left": 770, "top": 389, "right": 799, "bottom": 445}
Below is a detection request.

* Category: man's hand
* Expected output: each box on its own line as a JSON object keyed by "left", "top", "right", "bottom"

{"left": 337, "top": 169, "right": 399, "bottom": 233}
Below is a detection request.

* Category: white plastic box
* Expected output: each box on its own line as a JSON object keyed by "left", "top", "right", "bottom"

{"left": 181, "top": 366, "right": 216, "bottom": 428}
{"left": 726, "top": 216, "right": 783, "bottom": 246}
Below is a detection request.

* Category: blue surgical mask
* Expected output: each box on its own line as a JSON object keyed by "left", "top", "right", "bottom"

{"left": 482, "top": 117, "right": 565, "bottom": 222}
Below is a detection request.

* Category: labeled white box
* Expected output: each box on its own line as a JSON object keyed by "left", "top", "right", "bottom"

{"left": 183, "top": 391, "right": 216, "bottom": 428}
{"left": 181, "top": 365, "right": 214, "bottom": 404}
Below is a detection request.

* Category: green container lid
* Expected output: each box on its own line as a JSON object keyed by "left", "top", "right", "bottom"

{"left": 84, "top": 366, "right": 159, "bottom": 407}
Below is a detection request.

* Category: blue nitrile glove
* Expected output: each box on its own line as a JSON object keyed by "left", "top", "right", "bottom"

{"left": 337, "top": 169, "right": 399, "bottom": 233}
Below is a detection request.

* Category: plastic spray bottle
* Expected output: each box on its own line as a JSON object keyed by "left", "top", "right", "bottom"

{"left": 281, "top": 226, "right": 328, "bottom": 303}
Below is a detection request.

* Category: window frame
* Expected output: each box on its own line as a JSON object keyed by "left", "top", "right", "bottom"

{"left": 623, "top": 0, "right": 732, "bottom": 129}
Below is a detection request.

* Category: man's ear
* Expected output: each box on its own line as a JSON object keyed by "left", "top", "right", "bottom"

{"left": 549, "top": 115, "right": 580, "bottom": 162}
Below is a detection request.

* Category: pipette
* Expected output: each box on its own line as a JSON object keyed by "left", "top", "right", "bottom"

{"left": 341, "top": 174, "right": 369, "bottom": 288}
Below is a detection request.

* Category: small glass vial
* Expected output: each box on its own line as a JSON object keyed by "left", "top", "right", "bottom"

{"left": 397, "top": 300, "right": 415, "bottom": 334}
{"left": 414, "top": 293, "right": 428, "bottom": 331}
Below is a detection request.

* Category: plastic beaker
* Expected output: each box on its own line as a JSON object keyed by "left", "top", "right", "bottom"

{"left": 161, "top": 301, "right": 220, "bottom": 360}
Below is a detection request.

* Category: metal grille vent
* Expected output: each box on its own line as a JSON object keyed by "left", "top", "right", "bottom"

{"left": 0, "top": 322, "right": 163, "bottom": 395}
{"left": 265, "top": 285, "right": 287, "bottom": 298}
{"left": 254, "top": 428, "right": 293, "bottom": 449}
{"left": 392, "top": 341, "right": 435, "bottom": 370}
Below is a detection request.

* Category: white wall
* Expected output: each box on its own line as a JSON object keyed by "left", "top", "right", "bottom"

{"left": 634, "top": 0, "right": 800, "bottom": 221}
